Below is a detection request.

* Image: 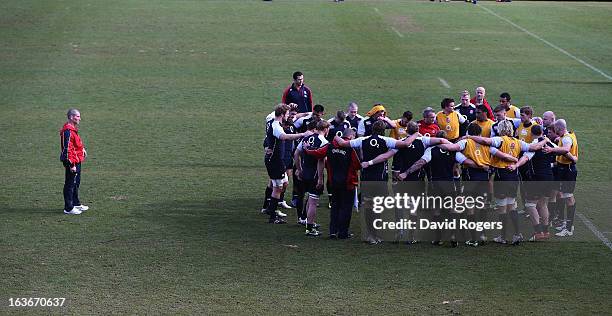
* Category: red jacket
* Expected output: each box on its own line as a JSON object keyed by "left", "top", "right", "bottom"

{"left": 470, "top": 97, "right": 494, "bottom": 120}
{"left": 417, "top": 120, "right": 440, "bottom": 137}
{"left": 60, "top": 123, "right": 84, "bottom": 166}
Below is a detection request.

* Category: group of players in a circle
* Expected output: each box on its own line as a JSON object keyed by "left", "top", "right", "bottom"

{"left": 262, "top": 72, "right": 578, "bottom": 246}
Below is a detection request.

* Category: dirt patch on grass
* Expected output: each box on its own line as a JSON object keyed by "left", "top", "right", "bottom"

{"left": 386, "top": 15, "right": 423, "bottom": 33}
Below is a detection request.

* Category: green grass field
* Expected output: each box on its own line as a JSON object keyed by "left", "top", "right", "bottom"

{"left": 1, "top": 0, "right": 612, "bottom": 314}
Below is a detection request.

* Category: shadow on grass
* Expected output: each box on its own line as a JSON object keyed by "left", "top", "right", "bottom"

{"left": 163, "top": 162, "right": 262, "bottom": 169}
{"left": 137, "top": 197, "right": 610, "bottom": 252}
{"left": 143, "top": 197, "right": 258, "bottom": 215}
{"left": 533, "top": 80, "right": 612, "bottom": 85}
{"left": 0, "top": 205, "right": 63, "bottom": 215}
{"left": 139, "top": 197, "right": 268, "bottom": 239}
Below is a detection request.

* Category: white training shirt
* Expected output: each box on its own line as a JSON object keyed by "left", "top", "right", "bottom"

{"left": 271, "top": 120, "right": 285, "bottom": 138}
{"left": 420, "top": 147, "right": 468, "bottom": 164}
{"left": 561, "top": 135, "right": 573, "bottom": 147}
{"left": 265, "top": 111, "right": 275, "bottom": 122}
{"left": 296, "top": 134, "right": 329, "bottom": 151}
{"left": 411, "top": 136, "right": 432, "bottom": 148}
{"left": 293, "top": 113, "right": 313, "bottom": 130}
{"left": 356, "top": 119, "right": 366, "bottom": 136}
{"left": 455, "top": 110, "right": 468, "bottom": 124}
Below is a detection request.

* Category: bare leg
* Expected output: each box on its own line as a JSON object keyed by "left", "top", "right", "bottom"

{"left": 306, "top": 195, "right": 318, "bottom": 224}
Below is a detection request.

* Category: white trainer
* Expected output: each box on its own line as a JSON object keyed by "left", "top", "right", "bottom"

{"left": 555, "top": 221, "right": 566, "bottom": 231}
{"left": 555, "top": 227, "right": 574, "bottom": 237}
{"left": 493, "top": 235, "right": 507, "bottom": 244}
{"left": 511, "top": 233, "right": 524, "bottom": 245}
{"left": 275, "top": 210, "right": 287, "bottom": 217}
{"left": 75, "top": 204, "right": 89, "bottom": 211}
{"left": 278, "top": 201, "right": 292, "bottom": 209}
{"left": 63, "top": 207, "right": 82, "bottom": 215}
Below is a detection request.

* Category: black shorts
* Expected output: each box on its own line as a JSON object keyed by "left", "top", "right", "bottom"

{"left": 493, "top": 168, "right": 519, "bottom": 198}
{"left": 557, "top": 164, "right": 577, "bottom": 194}
{"left": 523, "top": 173, "right": 556, "bottom": 200}
{"left": 462, "top": 167, "right": 489, "bottom": 182}
{"left": 518, "top": 165, "right": 531, "bottom": 181}
{"left": 462, "top": 168, "right": 489, "bottom": 196}
{"left": 361, "top": 180, "right": 390, "bottom": 201}
{"left": 394, "top": 177, "right": 426, "bottom": 192}
{"left": 292, "top": 171, "right": 305, "bottom": 194}
{"left": 426, "top": 180, "right": 457, "bottom": 214}
{"left": 304, "top": 178, "right": 323, "bottom": 196}
{"left": 552, "top": 165, "right": 560, "bottom": 181}
{"left": 265, "top": 156, "right": 286, "bottom": 180}
{"left": 428, "top": 180, "right": 457, "bottom": 197}
{"left": 401, "top": 169, "right": 426, "bottom": 182}
{"left": 283, "top": 155, "right": 294, "bottom": 171}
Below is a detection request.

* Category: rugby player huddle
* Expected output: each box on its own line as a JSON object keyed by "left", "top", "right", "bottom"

{"left": 262, "top": 88, "right": 578, "bottom": 246}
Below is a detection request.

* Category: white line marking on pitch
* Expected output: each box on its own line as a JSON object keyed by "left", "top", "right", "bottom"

{"left": 391, "top": 27, "right": 404, "bottom": 38}
{"left": 438, "top": 77, "right": 450, "bottom": 88}
{"left": 577, "top": 213, "right": 612, "bottom": 251}
{"left": 374, "top": 8, "right": 402, "bottom": 39}
{"left": 478, "top": 5, "right": 612, "bottom": 81}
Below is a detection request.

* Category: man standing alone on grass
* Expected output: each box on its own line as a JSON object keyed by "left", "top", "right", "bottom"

{"left": 60, "top": 108, "right": 89, "bottom": 215}
{"left": 282, "top": 71, "right": 313, "bottom": 114}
